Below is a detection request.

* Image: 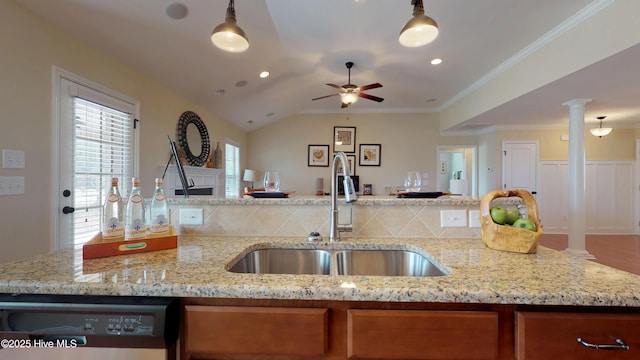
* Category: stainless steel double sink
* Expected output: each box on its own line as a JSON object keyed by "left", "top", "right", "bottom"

{"left": 228, "top": 247, "right": 448, "bottom": 277}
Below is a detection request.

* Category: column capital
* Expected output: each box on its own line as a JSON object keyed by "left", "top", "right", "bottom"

{"left": 562, "top": 98, "right": 592, "bottom": 108}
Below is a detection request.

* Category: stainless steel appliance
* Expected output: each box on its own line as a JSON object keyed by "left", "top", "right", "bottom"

{"left": 0, "top": 294, "right": 178, "bottom": 360}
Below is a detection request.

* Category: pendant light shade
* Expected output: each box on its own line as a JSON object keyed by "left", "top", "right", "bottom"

{"left": 399, "top": 0, "right": 439, "bottom": 47}
{"left": 590, "top": 116, "right": 612, "bottom": 137}
{"left": 211, "top": 0, "right": 249, "bottom": 53}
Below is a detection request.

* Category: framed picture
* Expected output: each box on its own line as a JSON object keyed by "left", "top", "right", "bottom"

{"left": 333, "top": 126, "right": 356, "bottom": 153}
{"left": 308, "top": 145, "right": 330, "bottom": 167}
{"left": 337, "top": 154, "right": 356, "bottom": 176}
{"left": 359, "top": 144, "right": 381, "bottom": 166}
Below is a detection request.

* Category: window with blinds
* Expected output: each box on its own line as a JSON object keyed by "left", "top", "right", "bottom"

{"left": 225, "top": 141, "right": 240, "bottom": 198}
{"left": 72, "top": 97, "right": 133, "bottom": 246}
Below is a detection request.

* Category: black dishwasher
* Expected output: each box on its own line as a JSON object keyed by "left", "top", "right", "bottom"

{"left": 0, "top": 294, "right": 178, "bottom": 360}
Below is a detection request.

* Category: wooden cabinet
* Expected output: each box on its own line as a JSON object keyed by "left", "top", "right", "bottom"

{"left": 516, "top": 312, "right": 640, "bottom": 359}
{"left": 181, "top": 300, "right": 640, "bottom": 360}
{"left": 183, "top": 305, "right": 328, "bottom": 359}
{"left": 347, "top": 309, "right": 499, "bottom": 359}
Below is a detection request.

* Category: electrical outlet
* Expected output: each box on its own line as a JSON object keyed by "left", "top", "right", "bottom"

{"left": 180, "top": 208, "right": 203, "bottom": 225}
{"left": 468, "top": 210, "right": 481, "bottom": 228}
{"left": 440, "top": 210, "right": 467, "bottom": 227}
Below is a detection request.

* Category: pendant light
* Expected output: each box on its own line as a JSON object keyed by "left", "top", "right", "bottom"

{"left": 211, "top": 0, "right": 249, "bottom": 53}
{"left": 399, "top": 0, "right": 439, "bottom": 47}
{"left": 590, "top": 116, "right": 612, "bottom": 137}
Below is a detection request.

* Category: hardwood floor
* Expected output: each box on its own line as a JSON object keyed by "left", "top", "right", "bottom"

{"left": 539, "top": 234, "right": 640, "bottom": 276}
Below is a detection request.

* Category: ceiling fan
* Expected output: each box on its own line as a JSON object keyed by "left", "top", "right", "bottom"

{"left": 312, "top": 62, "right": 384, "bottom": 108}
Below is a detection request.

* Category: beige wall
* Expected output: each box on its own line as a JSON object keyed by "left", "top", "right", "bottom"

{"left": 247, "top": 112, "right": 478, "bottom": 195}
{"left": 249, "top": 118, "right": 638, "bottom": 198}
{"left": 0, "top": 2, "right": 246, "bottom": 262}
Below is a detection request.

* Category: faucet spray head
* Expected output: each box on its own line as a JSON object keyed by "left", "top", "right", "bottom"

{"left": 343, "top": 176, "right": 357, "bottom": 203}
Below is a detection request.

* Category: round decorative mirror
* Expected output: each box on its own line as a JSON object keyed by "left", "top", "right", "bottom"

{"left": 176, "top": 111, "right": 210, "bottom": 167}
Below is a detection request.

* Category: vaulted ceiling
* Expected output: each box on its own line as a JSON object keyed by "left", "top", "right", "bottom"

{"left": 15, "top": 0, "right": 640, "bottom": 132}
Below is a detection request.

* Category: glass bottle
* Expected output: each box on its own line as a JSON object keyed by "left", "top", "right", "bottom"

{"left": 102, "top": 177, "right": 124, "bottom": 239}
{"left": 149, "top": 177, "right": 170, "bottom": 234}
{"left": 125, "top": 177, "right": 147, "bottom": 240}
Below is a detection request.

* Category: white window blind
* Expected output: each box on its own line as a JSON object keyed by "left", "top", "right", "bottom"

{"left": 72, "top": 97, "right": 134, "bottom": 246}
{"left": 225, "top": 141, "right": 240, "bottom": 198}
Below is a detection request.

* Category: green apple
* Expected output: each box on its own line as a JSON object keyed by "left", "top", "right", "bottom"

{"left": 490, "top": 206, "right": 508, "bottom": 225}
{"left": 506, "top": 209, "right": 520, "bottom": 225}
{"left": 512, "top": 218, "right": 536, "bottom": 231}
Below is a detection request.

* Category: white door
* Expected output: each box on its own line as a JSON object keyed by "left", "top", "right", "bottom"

{"left": 502, "top": 141, "right": 538, "bottom": 196}
{"left": 54, "top": 69, "right": 138, "bottom": 249}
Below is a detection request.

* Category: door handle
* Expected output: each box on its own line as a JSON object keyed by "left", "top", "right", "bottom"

{"left": 62, "top": 206, "right": 75, "bottom": 214}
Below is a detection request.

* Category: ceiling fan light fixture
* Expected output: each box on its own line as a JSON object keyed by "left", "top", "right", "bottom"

{"left": 211, "top": 0, "right": 249, "bottom": 53}
{"left": 399, "top": 0, "right": 439, "bottom": 47}
{"left": 341, "top": 91, "right": 359, "bottom": 105}
{"left": 590, "top": 116, "right": 612, "bottom": 137}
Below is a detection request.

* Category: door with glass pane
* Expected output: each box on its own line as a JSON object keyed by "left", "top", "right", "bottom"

{"left": 56, "top": 74, "right": 137, "bottom": 249}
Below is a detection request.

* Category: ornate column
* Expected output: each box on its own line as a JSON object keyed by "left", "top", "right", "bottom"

{"left": 562, "top": 98, "right": 595, "bottom": 259}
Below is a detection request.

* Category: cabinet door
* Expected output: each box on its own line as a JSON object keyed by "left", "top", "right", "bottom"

{"left": 184, "top": 306, "right": 328, "bottom": 357}
{"left": 347, "top": 309, "right": 499, "bottom": 359}
{"left": 516, "top": 312, "right": 640, "bottom": 359}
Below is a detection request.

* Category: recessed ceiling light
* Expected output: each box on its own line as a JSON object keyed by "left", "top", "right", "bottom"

{"left": 259, "top": 71, "right": 270, "bottom": 79}
{"left": 430, "top": 58, "right": 443, "bottom": 65}
{"left": 236, "top": 80, "right": 248, "bottom": 87}
{"left": 266, "top": 112, "right": 275, "bottom": 117}
{"left": 426, "top": 98, "right": 437, "bottom": 102}
{"left": 165, "top": 3, "right": 188, "bottom": 20}
{"left": 215, "top": 89, "right": 225, "bottom": 96}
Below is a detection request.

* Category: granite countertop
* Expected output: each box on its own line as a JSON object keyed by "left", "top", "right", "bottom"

{"left": 168, "top": 195, "right": 519, "bottom": 206}
{"left": 1, "top": 235, "right": 639, "bottom": 307}
{"left": 168, "top": 195, "right": 478, "bottom": 206}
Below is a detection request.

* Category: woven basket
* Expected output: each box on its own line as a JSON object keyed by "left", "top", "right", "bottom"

{"left": 480, "top": 189, "right": 543, "bottom": 254}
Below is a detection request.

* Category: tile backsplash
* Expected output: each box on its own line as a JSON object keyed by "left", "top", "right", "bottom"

{"left": 170, "top": 203, "right": 481, "bottom": 239}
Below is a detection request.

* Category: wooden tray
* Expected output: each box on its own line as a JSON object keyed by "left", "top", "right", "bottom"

{"left": 83, "top": 226, "right": 177, "bottom": 259}
{"left": 480, "top": 189, "right": 543, "bottom": 254}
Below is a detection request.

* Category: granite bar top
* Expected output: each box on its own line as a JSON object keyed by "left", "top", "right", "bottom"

{"left": 1, "top": 235, "right": 639, "bottom": 307}
{"left": 168, "top": 195, "right": 519, "bottom": 206}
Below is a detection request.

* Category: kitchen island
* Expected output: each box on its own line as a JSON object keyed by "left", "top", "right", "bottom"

{"left": 1, "top": 235, "right": 640, "bottom": 359}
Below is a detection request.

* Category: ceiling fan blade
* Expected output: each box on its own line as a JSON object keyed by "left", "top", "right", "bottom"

{"left": 312, "top": 93, "right": 339, "bottom": 101}
{"left": 359, "top": 83, "right": 382, "bottom": 91}
{"left": 326, "top": 83, "right": 343, "bottom": 90}
{"left": 359, "top": 93, "right": 384, "bottom": 102}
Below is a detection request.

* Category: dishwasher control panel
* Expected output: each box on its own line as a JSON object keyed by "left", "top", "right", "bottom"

{"left": 0, "top": 311, "right": 155, "bottom": 336}
{"left": 0, "top": 295, "right": 178, "bottom": 349}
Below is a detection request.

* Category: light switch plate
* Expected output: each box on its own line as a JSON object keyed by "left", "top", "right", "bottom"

{"left": 0, "top": 176, "right": 25, "bottom": 195}
{"left": 440, "top": 210, "right": 467, "bottom": 227}
{"left": 468, "top": 210, "right": 481, "bottom": 228}
{"left": 180, "top": 208, "right": 203, "bottom": 225}
{"left": 2, "top": 149, "right": 25, "bottom": 169}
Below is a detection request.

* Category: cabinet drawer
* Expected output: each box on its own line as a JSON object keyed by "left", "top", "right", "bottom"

{"left": 184, "top": 305, "right": 328, "bottom": 357}
{"left": 347, "top": 309, "right": 499, "bottom": 359}
{"left": 516, "top": 312, "right": 640, "bottom": 359}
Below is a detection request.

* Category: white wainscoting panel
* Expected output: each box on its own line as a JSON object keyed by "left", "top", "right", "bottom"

{"left": 538, "top": 161, "right": 635, "bottom": 234}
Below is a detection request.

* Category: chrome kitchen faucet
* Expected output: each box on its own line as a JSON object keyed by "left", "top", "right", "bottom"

{"left": 329, "top": 152, "right": 357, "bottom": 241}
